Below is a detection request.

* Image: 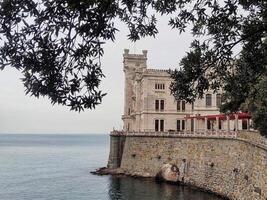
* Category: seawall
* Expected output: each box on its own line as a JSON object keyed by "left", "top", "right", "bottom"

{"left": 108, "top": 132, "right": 267, "bottom": 200}
{"left": 107, "top": 135, "right": 125, "bottom": 169}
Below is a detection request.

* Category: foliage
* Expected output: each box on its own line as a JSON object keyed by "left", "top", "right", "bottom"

{"left": 240, "top": 75, "right": 267, "bottom": 136}
{"left": 0, "top": 0, "right": 158, "bottom": 111}
{"left": 168, "top": 0, "right": 267, "bottom": 135}
{"left": 0, "top": 0, "right": 266, "bottom": 134}
{"left": 170, "top": 0, "right": 266, "bottom": 102}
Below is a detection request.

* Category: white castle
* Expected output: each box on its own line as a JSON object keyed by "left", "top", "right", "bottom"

{"left": 106, "top": 50, "right": 264, "bottom": 200}
{"left": 122, "top": 49, "right": 249, "bottom": 133}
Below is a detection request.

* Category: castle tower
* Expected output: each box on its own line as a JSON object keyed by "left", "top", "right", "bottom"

{"left": 122, "top": 49, "right": 147, "bottom": 131}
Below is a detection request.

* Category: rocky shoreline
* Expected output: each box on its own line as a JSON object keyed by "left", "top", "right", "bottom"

{"left": 91, "top": 166, "right": 229, "bottom": 200}
{"left": 90, "top": 167, "right": 125, "bottom": 176}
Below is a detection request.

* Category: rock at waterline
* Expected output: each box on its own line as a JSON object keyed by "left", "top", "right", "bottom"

{"left": 90, "top": 167, "right": 125, "bottom": 176}
{"left": 156, "top": 164, "right": 180, "bottom": 183}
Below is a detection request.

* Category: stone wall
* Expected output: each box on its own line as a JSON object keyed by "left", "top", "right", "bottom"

{"left": 119, "top": 135, "right": 267, "bottom": 200}
{"left": 107, "top": 135, "right": 125, "bottom": 169}
{"left": 238, "top": 131, "right": 267, "bottom": 149}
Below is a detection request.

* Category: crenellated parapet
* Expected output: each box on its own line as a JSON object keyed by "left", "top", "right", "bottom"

{"left": 123, "top": 49, "right": 147, "bottom": 72}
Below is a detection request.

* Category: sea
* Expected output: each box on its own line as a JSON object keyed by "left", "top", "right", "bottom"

{"left": 0, "top": 134, "right": 224, "bottom": 200}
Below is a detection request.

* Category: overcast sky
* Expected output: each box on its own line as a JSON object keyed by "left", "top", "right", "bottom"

{"left": 0, "top": 16, "right": 194, "bottom": 134}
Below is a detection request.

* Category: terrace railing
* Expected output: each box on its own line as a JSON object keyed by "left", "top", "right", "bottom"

{"left": 110, "top": 130, "right": 237, "bottom": 138}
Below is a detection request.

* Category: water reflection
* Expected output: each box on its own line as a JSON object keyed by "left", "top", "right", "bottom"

{"left": 108, "top": 176, "right": 223, "bottom": 200}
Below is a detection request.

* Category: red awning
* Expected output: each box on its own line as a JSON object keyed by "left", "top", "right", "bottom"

{"left": 185, "top": 112, "right": 251, "bottom": 120}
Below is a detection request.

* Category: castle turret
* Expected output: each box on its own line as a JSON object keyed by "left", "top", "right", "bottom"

{"left": 122, "top": 49, "right": 147, "bottom": 131}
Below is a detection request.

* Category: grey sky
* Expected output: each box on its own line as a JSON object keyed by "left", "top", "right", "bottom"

{"left": 0, "top": 16, "right": 194, "bottom": 134}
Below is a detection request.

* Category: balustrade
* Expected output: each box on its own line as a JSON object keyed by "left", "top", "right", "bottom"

{"left": 111, "top": 130, "right": 238, "bottom": 138}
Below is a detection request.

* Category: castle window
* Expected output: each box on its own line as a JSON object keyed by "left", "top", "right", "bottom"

{"left": 206, "top": 94, "right": 212, "bottom": 107}
{"left": 160, "top": 120, "right": 164, "bottom": 132}
{"left": 177, "top": 120, "right": 180, "bottom": 131}
{"left": 216, "top": 94, "right": 222, "bottom": 108}
{"left": 182, "top": 120, "right": 185, "bottom": 130}
{"left": 155, "top": 119, "right": 164, "bottom": 132}
{"left": 156, "top": 99, "right": 164, "bottom": 111}
{"left": 177, "top": 100, "right": 186, "bottom": 112}
{"left": 182, "top": 101, "right": 186, "bottom": 111}
{"left": 155, "top": 100, "right": 159, "bottom": 110}
{"left": 155, "top": 83, "right": 165, "bottom": 90}
{"left": 177, "top": 120, "right": 185, "bottom": 131}
{"left": 177, "top": 100, "right": 181, "bottom": 111}
{"left": 160, "top": 100, "right": 164, "bottom": 111}
{"left": 155, "top": 120, "right": 159, "bottom": 132}
{"left": 128, "top": 108, "right": 131, "bottom": 115}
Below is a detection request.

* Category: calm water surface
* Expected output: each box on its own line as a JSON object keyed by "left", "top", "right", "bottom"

{"left": 0, "top": 134, "right": 224, "bottom": 200}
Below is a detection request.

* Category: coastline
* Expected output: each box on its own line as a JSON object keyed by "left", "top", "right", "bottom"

{"left": 104, "top": 133, "right": 267, "bottom": 200}
{"left": 91, "top": 167, "right": 230, "bottom": 200}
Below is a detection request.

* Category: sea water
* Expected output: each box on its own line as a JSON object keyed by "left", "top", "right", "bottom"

{"left": 0, "top": 134, "right": 224, "bottom": 200}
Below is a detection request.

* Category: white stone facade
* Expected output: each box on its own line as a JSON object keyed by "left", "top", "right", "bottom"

{"left": 122, "top": 49, "right": 237, "bottom": 132}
